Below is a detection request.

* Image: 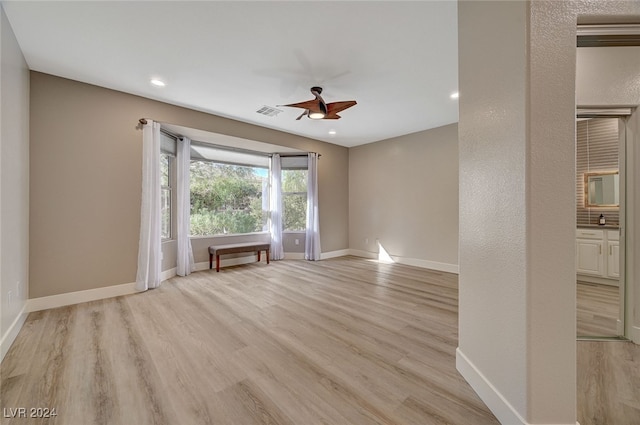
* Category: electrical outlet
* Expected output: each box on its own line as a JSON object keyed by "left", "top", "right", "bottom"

{"left": 8, "top": 290, "right": 13, "bottom": 305}
{"left": 295, "top": 239, "right": 299, "bottom": 245}
{"left": 365, "top": 238, "right": 369, "bottom": 245}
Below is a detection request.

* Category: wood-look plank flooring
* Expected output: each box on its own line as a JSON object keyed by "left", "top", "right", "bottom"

{"left": 1, "top": 257, "right": 639, "bottom": 424}
{"left": 577, "top": 341, "right": 640, "bottom": 425}
{"left": 577, "top": 280, "right": 620, "bottom": 337}
{"left": 1, "top": 257, "right": 498, "bottom": 425}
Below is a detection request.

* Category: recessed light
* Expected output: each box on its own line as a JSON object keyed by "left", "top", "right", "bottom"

{"left": 328, "top": 130, "right": 337, "bottom": 135}
{"left": 150, "top": 79, "right": 166, "bottom": 87}
{"left": 450, "top": 91, "right": 459, "bottom": 99}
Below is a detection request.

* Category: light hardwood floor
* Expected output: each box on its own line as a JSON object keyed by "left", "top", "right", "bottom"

{"left": 1, "top": 257, "right": 638, "bottom": 424}
{"left": 577, "top": 281, "right": 620, "bottom": 337}
{"left": 577, "top": 340, "right": 640, "bottom": 425}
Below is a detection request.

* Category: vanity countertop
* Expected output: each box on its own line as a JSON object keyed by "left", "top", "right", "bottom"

{"left": 577, "top": 224, "right": 619, "bottom": 230}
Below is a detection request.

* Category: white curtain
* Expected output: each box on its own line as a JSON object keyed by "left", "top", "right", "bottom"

{"left": 176, "top": 137, "right": 195, "bottom": 276}
{"left": 136, "top": 120, "right": 162, "bottom": 291}
{"left": 305, "top": 152, "right": 321, "bottom": 260}
{"left": 269, "top": 154, "right": 284, "bottom": 260}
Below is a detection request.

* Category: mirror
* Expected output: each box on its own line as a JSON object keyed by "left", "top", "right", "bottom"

{"left": 584, "top": 171, "right": 619, "bottom": 208}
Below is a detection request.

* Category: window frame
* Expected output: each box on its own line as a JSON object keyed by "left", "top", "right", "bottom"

{"left": 281, "top": 168, "right": 308, "bottom": 233}
{"left": 160, "top": 132, "right": 177, "bottom": 242}
{"left": 189, "top": 157, "right": 270, "bottom": 237}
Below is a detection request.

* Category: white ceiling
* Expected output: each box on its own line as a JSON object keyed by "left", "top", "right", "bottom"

{"left": 3, "top": 1, "right": 459, "bottom": 147}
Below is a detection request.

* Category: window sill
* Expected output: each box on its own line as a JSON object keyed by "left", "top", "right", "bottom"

{"left": 189, "top": 232, "right": 269, "bottom": 240}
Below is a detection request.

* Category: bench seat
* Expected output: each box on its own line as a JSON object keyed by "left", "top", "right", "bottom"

{"left": 208, "top": 242, "right": 271, "bottom": 272}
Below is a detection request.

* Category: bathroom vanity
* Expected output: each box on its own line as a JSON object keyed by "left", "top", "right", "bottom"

{"left": 576, "top": 226, "right": 619, "bottom": 285}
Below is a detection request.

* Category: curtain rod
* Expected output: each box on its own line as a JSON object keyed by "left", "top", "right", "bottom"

{"left": 139, "top": 117, "right": 320, "bottom": 158}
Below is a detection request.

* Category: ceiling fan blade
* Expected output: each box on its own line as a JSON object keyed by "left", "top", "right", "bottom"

{"left": 280, "top": 87, "right": 356, "bottom": 121}
{"left": 326, "top": 100, "right": 357, "bottom": 115}
{"left": 279, "top": 99, "right": 323, "bottom": 114}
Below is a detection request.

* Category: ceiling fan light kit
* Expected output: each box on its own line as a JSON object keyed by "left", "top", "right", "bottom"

{"left": 279, "top": 86, "right": 357, "bottom": 121}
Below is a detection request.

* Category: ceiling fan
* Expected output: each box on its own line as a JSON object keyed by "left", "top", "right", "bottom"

{"left": 279, "top": 87, "right": 357, "bottom": 120}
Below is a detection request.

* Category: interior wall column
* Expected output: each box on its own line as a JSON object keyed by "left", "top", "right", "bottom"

{"left": 457, "top": 1, "right": 575, "bottom": 423}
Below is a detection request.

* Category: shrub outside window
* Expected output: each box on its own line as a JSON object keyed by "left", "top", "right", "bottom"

{"left": 160, "top": 153, "right": 172, "bottom": 240}
{"left": 189, "top": 160, "right": 268, "bottom": 236}
{"left": 282, "top": 169, "right": 308, "bottom": 232}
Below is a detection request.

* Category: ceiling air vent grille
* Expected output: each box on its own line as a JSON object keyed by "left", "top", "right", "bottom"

{"left": 256, "top": 106, "right": 282, "bottom": 117}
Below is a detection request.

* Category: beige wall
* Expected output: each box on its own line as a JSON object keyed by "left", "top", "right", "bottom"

{"left": 577, "top": 46, "right": 640, "bottom": 106}
{"left": 30, "top": 72, "right": 348, "bottom": 298}
{"left": 1, "top": 4, "right": 30, "bottom": 358}
{"left": 349, "top": 124, "right": 458, "bottom": 270}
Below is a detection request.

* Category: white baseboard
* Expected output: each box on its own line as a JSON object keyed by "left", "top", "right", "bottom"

{"left": 20, "top": 249, "right": 457, "bottom": 321}
{"left": 284, "top": 252, "right": 305, "bottom": 260}
{"left": 27, "top": 282, "right": 138, "bottom": 312}
{"left": 162, "top": 267, "right": 177, "bottom": 281}
{"left": 455, "top": 348, "right": 579, "bottom": 425}
{"left": 392, "top": 256, "right": 459, "bottom": 274}
{"left": 348, "top": 249, "right": 459, "bottom": 274}
{"left": 27, "top": 268, "right": 182, "bottom": 313}
{"left": 321, "top": 249, "right": 351, "bottom": 260}
{"left": 1, "top": 303, "right": 28, "bottom": 362}
{"left": 348, "top": 249, "right": 377, "bottom": 259}
{"left": 456, "top": 348, "right": 527, "bottom": 425}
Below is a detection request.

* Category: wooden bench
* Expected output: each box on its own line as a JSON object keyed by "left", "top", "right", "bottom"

{"left": 208, "top": 242, "right": 271, "bottom": 272}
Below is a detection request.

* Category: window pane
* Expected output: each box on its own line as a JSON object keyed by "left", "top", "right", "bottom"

{"left": 161, "top": 188, "right": 171, "bottom": 239}
{"left": 282, "top": 169, "right": 308, "bottom": 231}
{"left": 190, "top": 161, "right": 268, "bottom": 236}
{"left": 160, "top": 153, "right": 171, "bottom": 240}
{"left": 282, "top": 169, "right": 308, "bottom": 192}
{"left": 160, "top": 154, "right": 170, "bottom": 187}
{"left": 283, "top": 193, "right": 307, "bottom": 231}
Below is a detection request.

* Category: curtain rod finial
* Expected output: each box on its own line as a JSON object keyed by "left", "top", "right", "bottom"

{"left": 139, "top": 118, "right": 148, "bottom": 125}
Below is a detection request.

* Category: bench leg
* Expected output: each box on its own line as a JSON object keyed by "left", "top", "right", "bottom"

{"left": 216, "top": 255, "right": 220, "bottom": 272}
{"left": 209, "top": 253, "right": 213, "bottom": 269}
{"left": 266, "top": 249, "right": 270, "bottom": 264}
{"left": 257, "top": 250, "right": 261, "bottom": 262}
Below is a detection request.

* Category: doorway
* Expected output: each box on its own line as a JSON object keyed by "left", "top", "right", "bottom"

{"left": 575, "top": 26, "right": 640, "bottom": 340}
{"left": 575, "top": 113, "right": 628, "bottom": 338}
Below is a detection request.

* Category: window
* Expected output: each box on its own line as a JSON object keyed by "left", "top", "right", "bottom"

{"left": 160, "top": 153, "right": 172, "bottom": 239}
{"left": 282, "top": 169, "right": 308, "bottom": 232}
{"left": 189, "top": 160, "right": 268, "bottom": 236}
{"left": 163, "top": 138, "right": 308, "bottom": 237}
{"left": 160, "top": 132, "right": 176, "bottom": 240}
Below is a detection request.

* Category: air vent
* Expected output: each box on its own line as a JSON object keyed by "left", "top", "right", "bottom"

{"left": 256, "top": 106, "right": 282, "bottom": 117}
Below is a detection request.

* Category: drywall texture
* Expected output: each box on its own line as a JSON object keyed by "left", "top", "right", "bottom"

{"left": 0, "top": 5, "right": 30, "bottom": 349}
{"left": 458, "top": 1, "right": 640, "bottom": 424}
{"left": 576, "top": 118, "right": 620, "bottom": 226}
{"left": 29, "top": 72, "right": 349, "bottom": 298}
{"left": 577, "top": 46, "right": 640, "bottom": 107}
{"left": 457, "top": 2, "right": 529, "bottom": 422}
{"left": 349, "top": 124, "right": 458, "bottom": 269}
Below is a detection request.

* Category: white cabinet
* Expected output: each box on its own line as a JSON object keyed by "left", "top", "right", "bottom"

{"left": 576, "top": 228, "right": 620, "bottom": 283}
{"left": 576, "top": 230, "right": 604, "bottom": 276}
{"left": 607, "top": 230, "right": 620, "bottom": 279}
